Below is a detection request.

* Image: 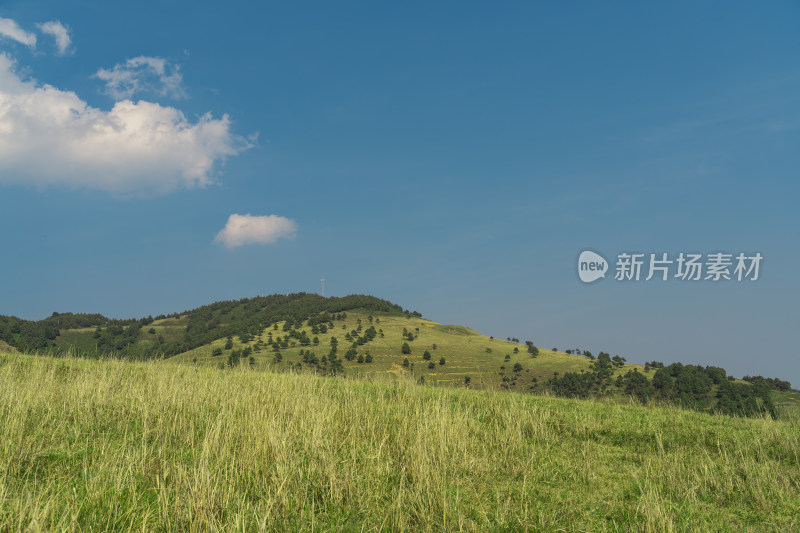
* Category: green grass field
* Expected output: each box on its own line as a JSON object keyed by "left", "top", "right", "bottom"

{"left": 1, "top": 351, "right": 798, "bottom": 531}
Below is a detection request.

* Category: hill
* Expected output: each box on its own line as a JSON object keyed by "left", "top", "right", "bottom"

{"left": 0, "top": 293, "right": 409, "bottom": 357}
{"left": 0, "top": 351, "right": 797, "bottom": 531}
{"left": 170, "top": 309, "right": 603, "bottom": 388}
{"left": 2, "top": 293, "right": 793, "bottom": 419}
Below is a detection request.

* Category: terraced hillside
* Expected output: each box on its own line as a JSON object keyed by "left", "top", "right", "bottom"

{"left": 3, "top": 293, "right": 639, "bottom": 394}
{"left": 169, "top": 308, "right": 633, "bottom": 392}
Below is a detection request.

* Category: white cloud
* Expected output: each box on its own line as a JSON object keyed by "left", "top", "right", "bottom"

{"left": 94, "top": 56, "right": 185, "bottom": 100}
{"left": 37, "top": 21, "right": 71, "bottom": 55}
{"left": 0, "top": 53, "right": 252, "bottom": 194}
{"left": 0, "top": 16, "right": 36, "bottom": 47}
{"left": 214, "top": 214, "right": 298, "bottom": 248}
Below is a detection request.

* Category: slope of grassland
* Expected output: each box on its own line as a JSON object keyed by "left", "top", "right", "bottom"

{"left": 170, "top": 309, "right": 637, "bottom": 392}
{"left": 1, "top": 351, "right": 798, "bottom": 531}
{"left": 773, "top": 389, "right": 800, "bottom": 417}
{"left": 0, "top": 340, "right": 16, "bottom": 353}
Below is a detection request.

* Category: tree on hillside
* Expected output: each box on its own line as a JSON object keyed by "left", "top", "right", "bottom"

{"left": 621, "top": 370, "right": 654, "bottom": 403}
{"left": 345, "top": 346, "right": 357, "bottom": 361}
{"left": 402, "top": 343, "right": 411, "bottom": 355}
{"left": 329, "top": 356, "right": 343, "bottom": 376}
{"left": 742, "top": 375, "right": 791, "bottom": 391}
{"left": 591, "top": 353, "right": 614, "bottom": 382}
{"left": 423, "top": 350, "right": 431, "bottom": 360}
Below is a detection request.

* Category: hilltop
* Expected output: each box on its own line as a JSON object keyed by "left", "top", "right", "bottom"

{"left": 0, "top": 293, "right": 407, "bottom": 357}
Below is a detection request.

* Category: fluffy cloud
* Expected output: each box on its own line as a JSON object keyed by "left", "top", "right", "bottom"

{"left": 214, "top": 214, "right": 298, "bottom": 248}
{"left": 94, "top": 56, "right": 185, "bottom": 100}
{"left": 37, "top": 21, "right": 71, "bottom": 55}
{"left": 0, "top": 54, "right": 251, "bottom": 194}
{"left": 0, "top": 16, "right": 36, "bottom": 47}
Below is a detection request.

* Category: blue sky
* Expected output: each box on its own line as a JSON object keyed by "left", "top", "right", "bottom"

{"left": 0, "top": 1, "right": 798, "bottom": 385}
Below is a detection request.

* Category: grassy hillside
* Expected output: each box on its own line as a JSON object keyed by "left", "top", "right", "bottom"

{"left": 0, "top": 340, "right": 16, "bottom": 353}
{"left": 2, "top": 293, "right": 406, "bottom": 358}
{"left": 170, "top": 309, "right": 614, "bottom": 392}
{"left": 773, "top": 389, "right": 800, "bottom": 417}
{"left": 168, "top": 309, "right": 784, "bottom": 418}
{"left": 1, "top": 351, "right": 798, "bottom": 531}
{"left": 10, "top": 295, "right": 791, "bottom": 418}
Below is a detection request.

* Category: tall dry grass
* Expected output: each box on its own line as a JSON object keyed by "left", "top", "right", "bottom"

{"left": 0, "top": 352, "right": 798, "bottom": 531}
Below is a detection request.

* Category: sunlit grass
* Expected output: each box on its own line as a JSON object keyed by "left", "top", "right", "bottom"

{"left": 1, "top": 351, "right": 798, "bottom": 531}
